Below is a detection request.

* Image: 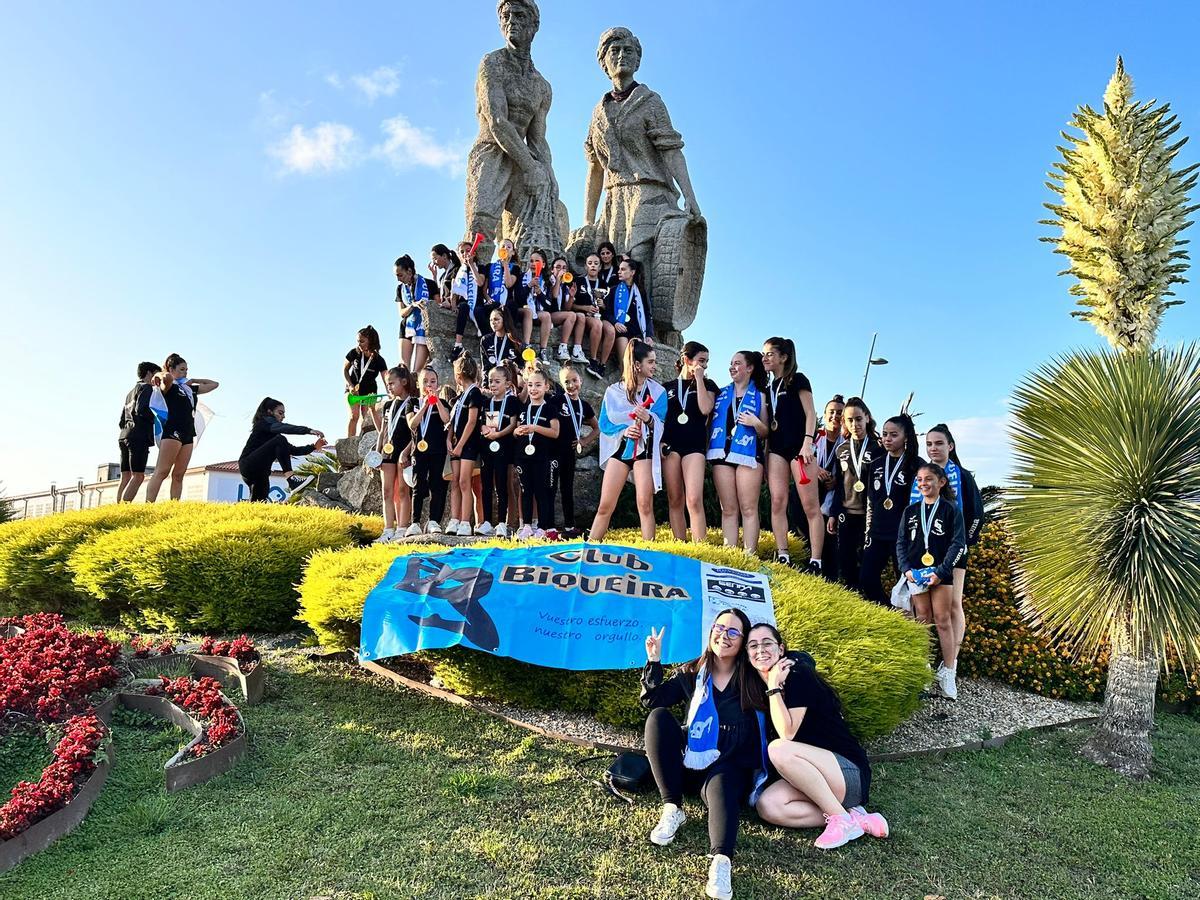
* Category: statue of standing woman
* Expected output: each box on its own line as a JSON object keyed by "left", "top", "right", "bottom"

{"left": 567, "top": 27, "right": 707, "bottom": 344}
{"left": 464, "top": 0, "right": 567, "bottom": 262}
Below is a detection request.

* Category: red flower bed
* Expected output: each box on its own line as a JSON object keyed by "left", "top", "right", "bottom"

{"left": 198, "top": 635, "right": 259, "bottom": 672}
{"left": 148, "top": 676, "right": 243, "bottom": 757}
{"left": 0, "top": 713, "right": 108, "bottom": 840}
{"left": 0, "top": 614, "right": 120, "bottom": 722}
{"left": 128, "top": 636, "right": 177, "bottom": 658}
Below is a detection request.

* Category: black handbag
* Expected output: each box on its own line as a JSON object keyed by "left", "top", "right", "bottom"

{"left": 606, "top": 751, "right": 652, "bottom": 793}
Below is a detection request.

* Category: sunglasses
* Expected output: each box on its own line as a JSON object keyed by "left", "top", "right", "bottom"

{"left": 711, "top": 623, "right": 742, "bottom": 640}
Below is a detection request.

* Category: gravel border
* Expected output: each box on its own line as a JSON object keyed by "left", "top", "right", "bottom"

{"left": 347, "top": 655, "right": 1100, "bottom": 759}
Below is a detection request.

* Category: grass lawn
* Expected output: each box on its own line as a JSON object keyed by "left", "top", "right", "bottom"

{"left": 1, "top": 654, "right": 1197, "bottom": 900}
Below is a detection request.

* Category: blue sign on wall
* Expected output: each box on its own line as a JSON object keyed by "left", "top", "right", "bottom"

{"left": 359, "top": 543, "right": 776, "bottom": 671}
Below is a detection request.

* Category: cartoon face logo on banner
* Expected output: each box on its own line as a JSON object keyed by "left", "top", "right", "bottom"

{"left": 359, "top": 544, "right": 776, "bottom": 671}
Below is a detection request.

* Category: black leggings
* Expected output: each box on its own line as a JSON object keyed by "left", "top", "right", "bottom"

{"left": 238, "top": 436, "right": 294, "bottom": 502}
{"left": 480, "top": 455, "right": 509, "bottom": 523}
{"left": 517, "top": 455, "right": 555, "bottom": 528}
{"left": 836, "top": 513, "right": 867, "bottom": 593}
{"left": 644, "top": 707, "right": 749, "bottom": 857}
{"left": 859, "top": 532, "right": 895, "bottom": 605}
{"left": 455, "top": 300, "right": 493, "bottom": 339}
{"left": 413, "top": 453, "right": 448, "bottom": 524}
{"left": 553, "top": 449, "right": 577, "bottom": 527}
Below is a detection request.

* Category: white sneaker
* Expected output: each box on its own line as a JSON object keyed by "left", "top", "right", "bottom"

{"left": 649, "top": 803, "right": 686, "bottom": 846}
{"left": 446, "top": 518, "right": 460, "bottom": 533}
{"left": 374, "top": 528, "right": 395, "bottom": 544}
{"left": 706, "top": 854, "right": 732, "bottom": 900}
{"left": 495, "top": 523, "right": 510, "bottom": 538}
{"left": 475, "top": 522, "right": 494, "bottom": 536}
{"left": 426, "top": 520, "right": 443, "bottom": 535}
{"left": 516, "top": 524, "right": 534, "bottom": 539}
{"left": 937, "top": 663, "right": 958, "bottom": 700}
{"left": 557, "top": 343, "right": 570, "bottom": 361}
{"left": 571, "top": 345, "right": 588, "bottom": 362}
{"left": 403, "top": 523, "right": 422, "bottom": 538}
{"left": 456, "top": 521, "right": 472, "bottom": 537}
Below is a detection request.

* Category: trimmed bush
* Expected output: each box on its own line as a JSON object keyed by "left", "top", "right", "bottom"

{"left": 0, "top": 504, "right": 380, "bottom": 628}
{"left": 958, "top": 520, "right": 1199, "bottom": 713}
{"left": 297, "top": 530, "right": 930, "bottom": 738}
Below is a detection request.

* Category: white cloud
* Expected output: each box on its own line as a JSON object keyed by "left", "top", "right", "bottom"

{"left": 269, "top": 122, "right": 358, "bottom": 174}
{"left": 935, "top": 415, "right": 1013, "bottom": 487}
{"left": 351, "top": 66, "right": 401, "bottom": 102}
{"left": 373, "top": 114, "right": 466, "bottom": 175}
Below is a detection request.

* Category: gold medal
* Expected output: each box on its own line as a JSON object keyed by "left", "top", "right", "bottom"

{"left": 524, "top": 443, "right": 536, "bottom": 456}
{"left": 677, "top": 412, "right": 688, "bottom": 425}
{"left": 921, "top": 552, "right": 935, "bottom": 566}
{"left": 383, "top": 442, "right": 394, "bottom": 455}
{"left": 489, "top": 440, "right": 500, "bottom": 453}
{"left": 883, "top": 498, "right": 893, "bottom": 510}
{"left": 853, "top": 480, "right": 865, "bottom": 493}
{"left": 417, "top": 440, "right": 429, "bottom": 452}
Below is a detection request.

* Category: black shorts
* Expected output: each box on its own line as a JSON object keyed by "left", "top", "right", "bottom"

{"left": 663, "top": 438, "right": 708, "bottom": 458}
{"left": 768, "top": 446, "right": 801, "bottom": 462}
{"left": 162, "top": 427, "right": 194, "bottom": 446}
{"left": 453, "top": 443, "right": 482, "bottom": 462}
{"left": 613, "top": 436, "right": 651, "bottom": 463}
{"left": 119, "top": 441, "right": 150, "bottom": 473}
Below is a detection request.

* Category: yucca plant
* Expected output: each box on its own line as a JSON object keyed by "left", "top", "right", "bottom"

{"left": 1019, "top": 59, "right": 1200, "bottom": 779}
{"left": 1042, "top": 56, "right": 1197, "bottom": 353}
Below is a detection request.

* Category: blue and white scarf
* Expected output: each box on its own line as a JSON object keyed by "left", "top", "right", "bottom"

{"left": 706, "top": 382, "right": 764, "bottom": 468}
{"left": 910, "top": 457, "right": 962, "bottom": 510}
{"left": 455, "top": 267, "right": 478, "bottom": 315}
{"left": 488, "top": 261, "right": 509, "bottom": 305}
{"left": 598, "top": 379, "right": 669, "bottom": 491}
{"left": 683, "top": 667, "right": 721, "bottom": 769}
{"left": 404, "top": 276, "right": 429, "bottom": 338}
{"left": 612, "top": 282, "right": 648, "bottom": 334}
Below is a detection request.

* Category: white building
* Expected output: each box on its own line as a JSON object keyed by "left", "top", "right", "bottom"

{"left": 5, "top": 462, "right": 289, "bottom": 520}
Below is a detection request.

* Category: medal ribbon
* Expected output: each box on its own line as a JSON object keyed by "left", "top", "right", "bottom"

{"left": 919, "top": 497, "right": 941, "bottom": 558}
{"left": 883, "top": 452, "right": 904, "bottom": 498}
{"left": 419, "top": 396, "right": 436, "bottom": 441}
{"left": 849, "top": 437, "right": 868, "bottom": 480}
{"left": 676, "top": 376, "right": 691, "bottom": 418}
{"left": 565, "top": 395, "right": 583, "bottom": 441}
{"left": 452, "top": 385, "right": 477, "bottom": 433}
{"left": 526, "top": 402, "right": 545, "bottom": 450}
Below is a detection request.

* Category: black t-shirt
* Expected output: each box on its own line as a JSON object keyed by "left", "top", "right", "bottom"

{"left": 119, "top": 382, "right": 155, "bottom": 445}
{"left": 572, "top": 276, "right": 604, "bottom": 312}
{"left": 555, "top": 394, "right": 595, "bottom": 451}
{"left": 479, "top": 333, "right": 519, "bottom": 368}
{"left": 411, "top": 397, "right": 449, "bottom": 455}
{"left": 518, "top": 395, "right": 562, "bottom": 459}
{"left": 481, "top": 393, "right": 522, "bottom": 458}
{"left": 345, "top": 349, "right": 387, "bottom": 394}
{"left": 380, "top": 397, "right": 416, "bottom": 453}
{"left": 449, "top": 385, "right": 486, "bottom": 448}
{"left": 544, "top": 282, "right": 570, "bottom": 314}
{"left": 865, "top": 453, "right": 924, "bottom": 538}
{"left": 776, "top": 661, "right": 871, "bottom": 798}
{"left": 663, "top": 376, "right": 720, "bottom": 450}
{"left": 766, "top": 372, "right": 814, "bottom": 453}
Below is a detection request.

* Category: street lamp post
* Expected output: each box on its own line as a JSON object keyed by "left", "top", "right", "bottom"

{"left": 859, "top": 332, "right": 889, "bottom": 399}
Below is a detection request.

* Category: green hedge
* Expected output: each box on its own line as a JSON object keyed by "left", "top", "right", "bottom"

{"left": 0, "top": 504, "right": 379, "bottom": 628}
{"left": 298, "top": 531, "right": 931, "bottom": 738}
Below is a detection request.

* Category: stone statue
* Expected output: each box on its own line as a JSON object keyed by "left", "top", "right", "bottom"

{"left": 464, "top": 0, "right": 567, "bottom": 262}
{"left": 566, "top": 27, "right": 707, "bottom": 346}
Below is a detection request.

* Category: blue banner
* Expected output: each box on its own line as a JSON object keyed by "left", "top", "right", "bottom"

{"left": 359, "top": 543, "right": 776, "bottom": 671}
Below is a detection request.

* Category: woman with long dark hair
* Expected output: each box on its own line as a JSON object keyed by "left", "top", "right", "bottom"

{"left": 827, "top": 397, "right": 881, "bottom": 592}
{"left": 144, "top": 353, "right": 219, "bottom": 502}
{"left": 708, "top": 351, "right": 770, "bottom": 553}
{"left": 761, "top": 337, "right": 822, "bottom": 567}
{"left": 590, "top": 339, "right": 668, "bottom": 542}
{"left": 237, "top": 397, "right": 326, "bottom": 502}
{"left": 745, "top": 623, "right": 888, "bottom": 849}
{"left": 596, "top": 240, "right": 619, "bottom": 287}
{"left": 377, "top": 366, "right": 417, "bottom": 541}
{"left": 860, "top": 414, "right": 922, "bottom": 605}
{"left": 449, "top": 240, "right": 493, "bottom": 360}
{"left": 612, "top": 257, "right": 654, "bottom": 363}
{"left": 641, "top": 608, "right": 765, "bottom": 900}
{"left": 811, "top": 395, "right": 846, "bottom": 577}
{"left": 395, "top": 254, "right": 437, "bottom": 373}
{"left": 512, "top": 248, "right": 554, "bottom": 363}
{"left": 429, "top": 243, "right": 461, "bottom": 313}
{"left": 900, "top": 462, "right": 968, "bottom": 699}
{"left": 572, "top": 251, "right": 616, "bottom": 378}
{"left": 344, "top": 325, "right": 386, "bottom": 438}
{"left": 662, "top": 341, "right": 717, "bottom": 542}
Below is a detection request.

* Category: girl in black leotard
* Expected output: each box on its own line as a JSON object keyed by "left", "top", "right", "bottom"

{"left": 144, "top": 353, "right": 219, "bottom": 502}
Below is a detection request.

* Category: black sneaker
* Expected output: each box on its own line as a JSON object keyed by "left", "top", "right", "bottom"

{"left": 287, "top": 475, "right": 315, "bottom": 494}
{"left": 451, "top": 344, "right": 465, "bottom": 361}
{"left": 561, "top": 527, "right": 581, "bottom": 540}
{"left": 806, "top": 559, "right": 823, "bottom": 576}
{"left": 774, "top": 550, "right": 791, "bottom": 567}
{"left": 585, "top": 359, "right": 604, "bottom": 379}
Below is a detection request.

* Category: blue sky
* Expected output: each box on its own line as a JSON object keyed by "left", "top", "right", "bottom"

{"left": 3, "top": 0, "right": 1199, "bottom": 494}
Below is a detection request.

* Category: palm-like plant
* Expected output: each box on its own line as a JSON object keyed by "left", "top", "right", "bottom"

{"left": 1018, "top": 58, "right": 1200, "bottom": 778}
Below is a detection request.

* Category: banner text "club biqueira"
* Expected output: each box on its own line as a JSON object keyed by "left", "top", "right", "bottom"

{"left": 499, "top": 548, "right": 691, "bottom": 600}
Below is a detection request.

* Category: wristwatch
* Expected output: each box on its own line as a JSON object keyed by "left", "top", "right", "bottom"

{"left": 765, "top": 687, "right": 783, "bottom": 697}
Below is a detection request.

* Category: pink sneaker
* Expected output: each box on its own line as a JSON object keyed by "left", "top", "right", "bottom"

{"left": 849, "top": 806, "right": 889, "bottom": 838}
{"left": 813, "top": 812, "right": 864, "bottom": 850}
